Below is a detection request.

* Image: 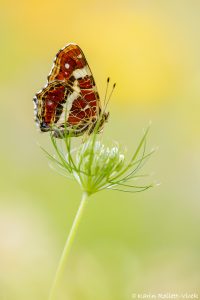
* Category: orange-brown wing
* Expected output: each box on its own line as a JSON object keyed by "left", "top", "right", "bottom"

{"left": 34, "top": 44, "right": 105, "bottom": 136}
{"left": 49, "top": 43, "right": 102, "bottom": 121}
{"left": 48, "top": 44, "right": 89, "bottom": 82}
{"left": 33, "top": 81, "right": 98, "bottom": 135}
{"left": 33, "top": 81, "right": 68, "bottom": 132}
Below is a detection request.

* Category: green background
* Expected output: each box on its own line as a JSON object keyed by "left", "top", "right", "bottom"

{"left": 0, "top": 1, "right": 200, "bottom": 299}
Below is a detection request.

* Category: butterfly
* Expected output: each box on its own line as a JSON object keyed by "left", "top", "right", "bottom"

{"left": 33, "top": 43, "right": 110, "bottom": 138}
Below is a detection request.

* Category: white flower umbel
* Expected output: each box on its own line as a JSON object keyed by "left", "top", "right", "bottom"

{"left": 42, "top": 126, "right": 154, "bottom": 300}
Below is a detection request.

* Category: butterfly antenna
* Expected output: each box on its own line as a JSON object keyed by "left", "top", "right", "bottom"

{"left": 104, "top": 82, "right": 116, "bottom": 112}
{"left": 103, "top": 77, "right": 110, "bottom": 107}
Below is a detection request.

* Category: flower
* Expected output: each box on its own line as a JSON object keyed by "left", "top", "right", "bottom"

{"left": 42, "top": 126, "right": 154, "bottom": 196}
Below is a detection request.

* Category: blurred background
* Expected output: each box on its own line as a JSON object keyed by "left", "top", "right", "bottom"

{"left": 0, "top": 0, "right": 200, "bottom": 299}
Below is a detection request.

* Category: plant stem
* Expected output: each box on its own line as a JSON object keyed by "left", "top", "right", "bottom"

{"left": 49, "top": 191, "right": 89, "bottom": 300}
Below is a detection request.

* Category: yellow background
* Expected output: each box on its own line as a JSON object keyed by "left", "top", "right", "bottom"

{"left": 0, "top": 1, "right": 200, "bottom": 299}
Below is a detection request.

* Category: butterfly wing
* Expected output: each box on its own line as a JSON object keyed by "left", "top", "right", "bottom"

{"left": 48, "top": 44, "right": 90, "bottom": 81}
{"left": 34, "top": 80, "right": 99, "bottom": 136}
{"left": 34, "top": 44, "right": 103, "bottom": 136}
{"left": 48, "top": 43, "right": 101, "bottom": 120}
{"left": 33, "top": 81, "right": 68, "bottom": 131}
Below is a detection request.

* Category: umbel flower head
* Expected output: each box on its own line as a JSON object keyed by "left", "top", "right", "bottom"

{"left": 42, "top": 124, "right": 154, "bottom": 196}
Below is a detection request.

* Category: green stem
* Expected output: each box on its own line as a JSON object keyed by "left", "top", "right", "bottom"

{"left": 48, "top": 192, "right": 89, "bottom": 300}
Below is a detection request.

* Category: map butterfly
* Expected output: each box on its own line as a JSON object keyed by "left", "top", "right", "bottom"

{"left": 33, "top": 44, "right": 109, "bottom": 137}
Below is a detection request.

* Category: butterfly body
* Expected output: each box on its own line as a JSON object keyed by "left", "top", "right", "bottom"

{"left": 33, "top": 44, "right": 108, "bottom": 137}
